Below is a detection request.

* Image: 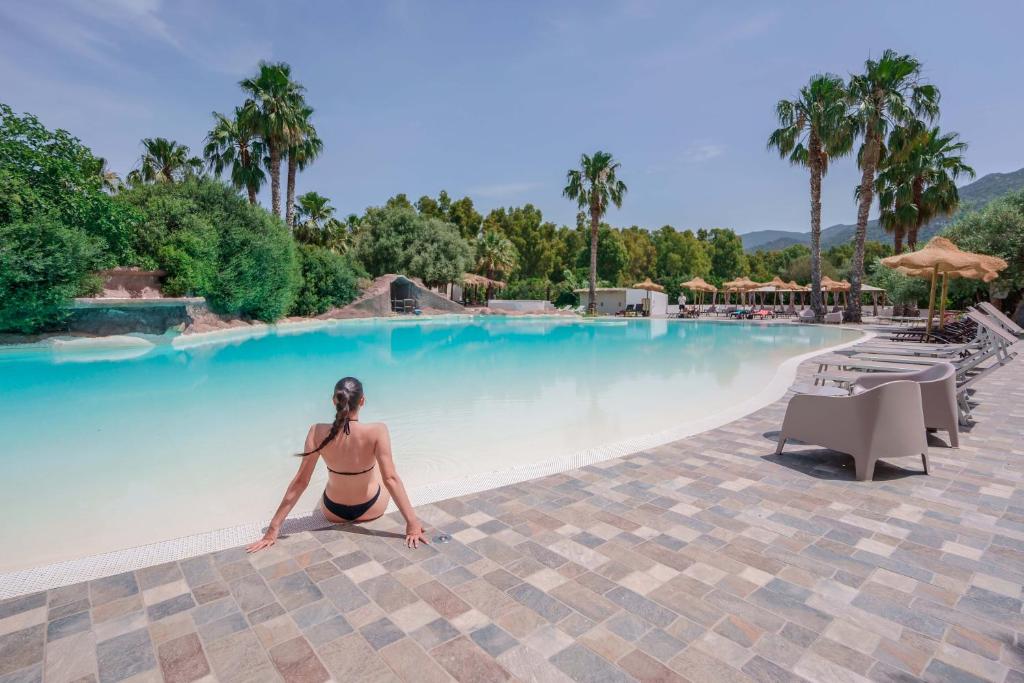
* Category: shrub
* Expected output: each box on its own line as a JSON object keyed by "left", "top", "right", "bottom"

{"left": 500, "top": 278, "right": 552, "bottom": 300}
{"left": 0, "top": 216, "right": 104, "bottom": 333}
{"left": 291, "top": 245, "right": 366, "bottom": 317}
{"left": 116, "top": 178, "right": 301, "bottom": 321}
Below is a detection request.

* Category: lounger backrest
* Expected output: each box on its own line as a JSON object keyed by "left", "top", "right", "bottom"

{"left": 966, "top": 309, "right": 1019, "bottom": 346}
{"left": 978, "top": 302, "right": 1024, "bottom": 335}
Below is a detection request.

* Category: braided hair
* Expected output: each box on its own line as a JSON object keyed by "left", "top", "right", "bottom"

{"left": 298, "top": 377, "right": 363, "bottom": 456}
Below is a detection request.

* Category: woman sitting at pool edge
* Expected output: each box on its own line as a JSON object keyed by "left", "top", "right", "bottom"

{"left": 247, "top": 376, "right": 429, "bottom": 552}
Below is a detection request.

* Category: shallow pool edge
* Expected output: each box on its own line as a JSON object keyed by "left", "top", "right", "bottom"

{"left": 0, "top": 325, "right": 871, "bottom": 599}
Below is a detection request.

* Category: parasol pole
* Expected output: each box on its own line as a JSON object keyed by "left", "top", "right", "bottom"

{"left": 925, "top": 265, "right": 939, "bottom": 336}
{"left": 938, "top": 272, "right": 949, "bottom": 329}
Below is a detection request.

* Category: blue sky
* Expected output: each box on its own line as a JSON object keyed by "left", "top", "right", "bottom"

{"left": 2, "top": 0, "right": 1021, "bottom": 234}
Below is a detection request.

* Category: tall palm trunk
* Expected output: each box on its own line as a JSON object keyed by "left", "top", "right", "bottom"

{"left": 285, "top": 152, "right": 297, "bottom": 228}
{"left": 894, "top": 224, "right": 905, "bottom": 254}
{"left": 269, "top": 144, "right": 281, "bottom": 217}
{"left": 808, "top": 135, "right": 824, "bottom": 321}
{"left": 848, "top": 133, "right": 879, "bottom": 323}
{"left": 907, "top": 176, "right": 925, "bottom": 250}
{"left": 588, "top": 208, "right": 599, "bottom": 314}
{"left": 240, "top": 145, "right": 257, "bottom": 205}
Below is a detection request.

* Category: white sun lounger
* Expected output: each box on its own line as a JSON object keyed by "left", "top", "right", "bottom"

{"left": 977, "top": 302, "right": 1024, "bottom": 337}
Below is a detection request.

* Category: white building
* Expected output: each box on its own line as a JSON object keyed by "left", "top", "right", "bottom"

{"left": 574, "top": 287, "right": 668, "bottom": 317}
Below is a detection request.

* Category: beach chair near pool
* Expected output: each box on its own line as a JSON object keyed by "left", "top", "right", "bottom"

{"left": 824, "top": 311, "right": 843, "bottom": 324}
{"left": 776, "top": 380, "right": 929, "bottom": 481}
{"left": 849, "top": 362, "right": 959, "bottom": 447}
{"left": 798, "top": 308, "right": 816, "bottom": 323}
{"left": 978, "top": 302, "right": 1024, "bottom": 338}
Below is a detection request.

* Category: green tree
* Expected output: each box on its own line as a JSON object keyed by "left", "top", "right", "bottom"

{"left": 620, "top": 226, "right": 658, "bottom": 284}
{"left": 475, "top": 230, "right": 518, "bottom": 282}
{"left": 652, "top": 226, "right": 710, "bottom": 287}
{"left": 132, "top": 137, "right": 203, "bottom": 184}
{"left": 355, "top": 205, "right": 472, "bottom": 285}
{"left": 446, "top": 195, "right": 483, "bottom": 240}
{"left": 703, "top": 228, "right": 748, "bottom": 281}
{"left": 204, "top": 107, "right": 265, "bottom": 205}
{"left": 482, "top": 204, "right": 558, "bottom": 281}
{"left": 0, "top": 103, "right": 139, "bottom": 264}
{"left": 576, "top": 225, "right": 628, "bottom": 284}
{"left": 944, "top": 190, "right": 1024, "bottom": 319}
{"left": 293, "top": 192, "right": 348, "bottom": 252}
{"left": 285, "top": 106, "right": 321, "bottom": 227}
{"left": 563, "top": 151, "right": 628, "bottom": 313}
{"left": 846, "top": 50, "right": 939, "bottom": 321}
{"left": 0, "top": 216, "right": 104, "bottom": 333}
{"left": 876, "top": 123, "right": 973, "bottom": 252}
{"left": 239, "top": 61, "right": 306, "bottom": 218}
{"left": 768, "top": 74, "right": 852, "bottom": 319}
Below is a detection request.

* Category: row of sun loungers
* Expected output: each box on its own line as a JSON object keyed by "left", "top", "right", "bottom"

{"left": 776, "top": 303, "right": 1020, "bottom": 481}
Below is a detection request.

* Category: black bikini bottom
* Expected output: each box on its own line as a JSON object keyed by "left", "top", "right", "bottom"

{"left": 323, "top": 486, "right": 381, "bottom": 521}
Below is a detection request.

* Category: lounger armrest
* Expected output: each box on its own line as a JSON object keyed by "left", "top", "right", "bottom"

{"left": 852, "top": 371, "right": 919, "bottom": 392}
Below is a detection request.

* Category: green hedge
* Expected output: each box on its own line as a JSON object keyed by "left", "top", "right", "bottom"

{"left": 290, "top": 245, "right": 366, "bottom": 317}
{"left": 116, "top": 179, "right": 301, "bottom": 321}
{"left": 0, "top": 216, "right": 104, "bottom": 333}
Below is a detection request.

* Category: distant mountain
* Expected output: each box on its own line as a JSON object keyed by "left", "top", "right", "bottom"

{"left": 741, "top": 167, "right": 1024, "bottom": 252}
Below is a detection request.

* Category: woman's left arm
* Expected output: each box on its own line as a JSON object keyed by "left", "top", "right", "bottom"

{"left": 247, "top": 426, "right": 321, "bottom": 553}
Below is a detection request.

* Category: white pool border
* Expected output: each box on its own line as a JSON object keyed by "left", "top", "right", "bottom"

{"left": 0, "top": 323, "right": 871, "bottom": 599}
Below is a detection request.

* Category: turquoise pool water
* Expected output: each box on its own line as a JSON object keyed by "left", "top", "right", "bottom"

{"left": 0, "top": 317, "right": 857, "bottom": 570}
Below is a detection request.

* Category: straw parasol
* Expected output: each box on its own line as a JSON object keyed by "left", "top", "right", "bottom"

{"left": 881, "top": 236, "right": 1008, "bottom": 333}
{"left": 461, "top": 273, "right": 506, "bottom": 305}
{"left": 633, "top": 278, "right": 664, "bottom": 315}
{"left": 722, "top": 277, "right": 760, "bottom": 305}
{"left": 680, "top": 277, "right": 717, "bottom": 309}
{"left": 896, "top": 264, "right": 1001, "bottom": 327}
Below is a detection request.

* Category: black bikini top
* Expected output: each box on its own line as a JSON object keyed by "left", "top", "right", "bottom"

{"left": 325, "top": 419, "right": 375, "bottom": 476}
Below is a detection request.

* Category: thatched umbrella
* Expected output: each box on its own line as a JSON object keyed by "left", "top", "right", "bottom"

{"left": 722, "top": 277, "right": 760, "bottom": 306}
{"left": 461, "top": 273, "right": 507, "bottom": 306}
{"left": 680, "top": 277, "right": 717, "bottom": 310}
{"left": 882, "top": 237, "right": 1007, "bottom": 333}
{"left": 633, "top": 278, "right": 665, "bottom": 316}
{"left": 896, "top": 264, "right": 1001, "bottom": 328}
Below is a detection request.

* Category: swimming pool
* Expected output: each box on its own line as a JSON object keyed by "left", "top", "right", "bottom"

{"left": 0, "top": 317, "right": 859, "bottom": 571}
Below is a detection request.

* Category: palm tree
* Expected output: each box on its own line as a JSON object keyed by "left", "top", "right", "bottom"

{"left": 239, "top": 61, "right": 306, "bottom": 218}
{"left": 768, "top": 74, "right": 852, "bottom": 321}
{"left": 204, "top": 107, "right": 266, "bottom": 204}
{"left": 846, "top": 50, "right": 939, "bottom": 321}
{"left": 475, "top": 230, "right": 518, "bottom": 300}
{"left": 563, "top": 151, "right": 627, "bottom": 314}
{"left": 92, "top": 157, "right": 122, "bottom": 193}
{"left": 881, "top": 124, "right": 973, "bottom": 252}
{"left": 285, "top": 107, "right": 321, "bottom": 227}
{"left": 294, "top": 191, "right": 348, "bottom": 251}
{"left": 135, "top": 137, "right": 203, "bottom": 184}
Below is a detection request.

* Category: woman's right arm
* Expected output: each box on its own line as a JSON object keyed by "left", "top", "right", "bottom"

{"left": 246, "top": 425, "right": 321, "bottom": 553}
{"left": 375, "top": 425, "right": 429, "bottom": 548}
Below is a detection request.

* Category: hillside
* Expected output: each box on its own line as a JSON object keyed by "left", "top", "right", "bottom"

{"left": 741, "top": 167, "right": 1024, "bottom": 252}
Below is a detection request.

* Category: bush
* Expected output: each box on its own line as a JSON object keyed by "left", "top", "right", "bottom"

{"left": 290, "top": 245, "right": 366, "bottom": 317}
{"left": 117, "top": 178, "right": 301, "bottom": 321}
{"left": 500, "top": 278, "right": 551, "bottom": 300}
{"left": 0, "top": 216, "right": 104, "bottom": 333}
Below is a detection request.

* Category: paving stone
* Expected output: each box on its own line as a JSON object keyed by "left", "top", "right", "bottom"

{"left": 43, "top": 629, "right": 96, "bottom": 682}
{"left": 410, "top": 618, "right": 460, "bottom": 650}
{"left": 0, "top": 625, "right": 44, "bottom": 677}
{"left": 431, "top": 636, "right": 511, "bottom": 682}
{"left": 88, "top": 574, "right": 138, "bottom": 607}
{"left": 204, "top": 629, "right": 275, "bottom": 683}
{"left": 157, "top": 632, "right": 210, "bottom": 683}
{"left": 379, "top": 638, "right": 450, "bottom": 683}
{"left": 269, "top": 571, "right": 323, "bottom": 612}
{"left": 316, "top": 633, "right": 393, "bottom": 682}
{"left": 46, "top": 610, "right": 91, "bottom": 642}
{"left": 359, "top": 617, "right": 404, "bottom": 650}
{"left": 268, "top": 636, "right": 330, "bottom": 683}
{"left": 550, "top": 643, "right": 633, "bottom": 683}
{"left": 95, "top": 628, "right": 156, "bottom": 683}
{"left": 470, "top": 623, "right": 517, "bottom": 657}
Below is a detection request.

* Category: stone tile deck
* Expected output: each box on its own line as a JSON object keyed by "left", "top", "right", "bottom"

{"left": 2, "top": 350, "right": 1022, "bottom": 682}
